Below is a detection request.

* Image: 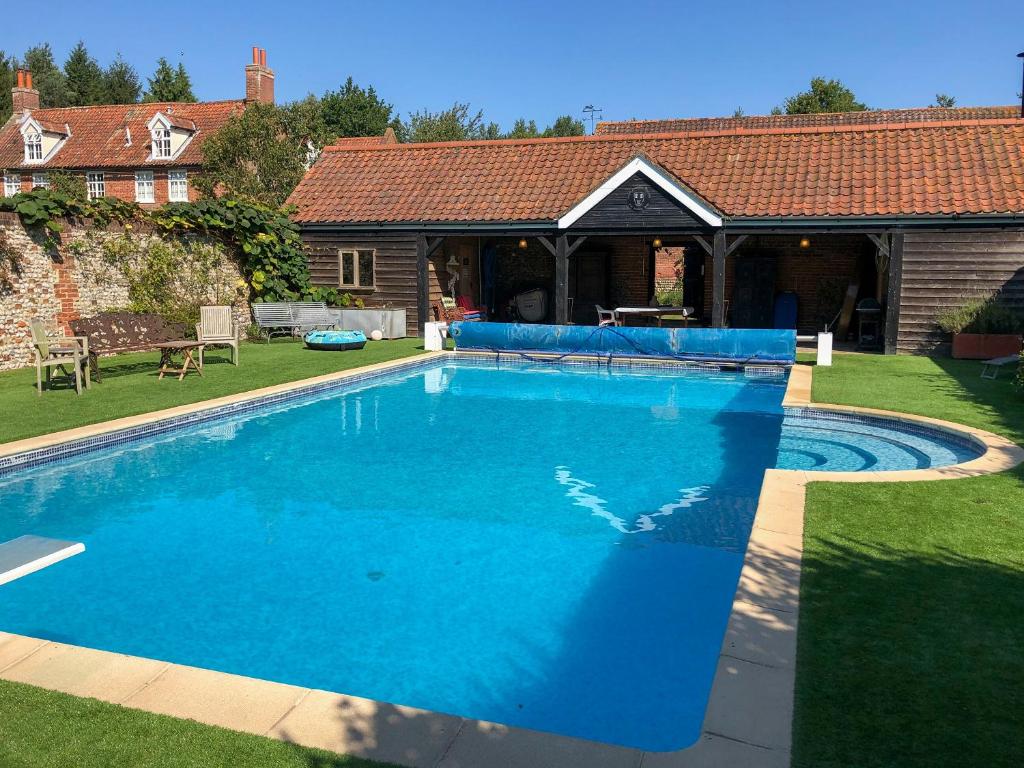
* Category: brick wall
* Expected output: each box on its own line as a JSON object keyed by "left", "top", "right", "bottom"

{"left": 0, "top": 214, "right": 247, "bottom": 371}
{"left": 7, "top": 167, "right": 200, "bottom": 206}
{"left": 702, "top": 234, "right": 870, "bottom": 331}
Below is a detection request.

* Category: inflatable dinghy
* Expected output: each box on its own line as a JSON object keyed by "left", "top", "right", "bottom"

{"left": 304, "top": 329, "right": 367, "bottom": 351}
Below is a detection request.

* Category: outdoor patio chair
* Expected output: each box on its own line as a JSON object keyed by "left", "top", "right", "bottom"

{"left": 251, "top": 302, "right": 298, "bottom": 342}
{"left": 30, "top": 319, "right": 91, "bottom": 396}
{"left": 595, "top": 305, "right": 620, "bottom": 327}
{"left": 980, "top": 355, "right": 1020, "bottom": 379}
{"left": 196, "top": 305, "right": 239, "bottom": 366}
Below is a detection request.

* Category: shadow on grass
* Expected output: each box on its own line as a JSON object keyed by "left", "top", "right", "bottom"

{"left": 929, "top": 356, "right": 1024, "bottom": 442}
{"left": 793, "top": 534, "right": 1024, "bottom": 768}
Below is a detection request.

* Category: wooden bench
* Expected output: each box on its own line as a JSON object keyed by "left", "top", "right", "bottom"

{"left": 70, "top": 312, "right": 186, "bottom": 381}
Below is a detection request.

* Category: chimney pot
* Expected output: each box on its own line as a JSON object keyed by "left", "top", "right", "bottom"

{"left": 12, "top": 69, "right": 40, "bottom": 111}
{"left": 260, "top": 49, "right": 267, "bottom": 67}
{"left": 252, "top": 46, "right": 259, "bottom": 65}
{"left": 245, "top": 47, "right": 274, "bottom": 105}
{"left": 16, "top": 69, "right": 24, "bottom": 88}
{"left": 26, "top": 71, "right": 32, "bottom": 89}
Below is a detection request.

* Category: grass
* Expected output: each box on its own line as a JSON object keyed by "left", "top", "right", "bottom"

{"left": 793, "top": 353, "right": 1024, "bottom": 768}
{"left": 0, "top": 679, "right": 398, "bottom": 768}
{"left": 0, "top": 338, "right": 426, "bottom": 445}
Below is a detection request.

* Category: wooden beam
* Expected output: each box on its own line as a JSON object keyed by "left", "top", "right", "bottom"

{"left": 416, "top": 234, "right": 429, "bottom": 336}
{"left": 693, "top": 235, "right": 713, "bottom": 255}
{"left": 425, "top": 236, "right": 446, "bottom": 256}
{"left": 555, "top": 235, "right": 569, "bottom": 324}
{"left": 536, "top": 236, "right": 557, "bottom": 256}
{"left": 566, "top": 235, "right": 588, "bottom": 257}
{"left": 883, "top": 233, "right": 905, "bottom": 355}
{"left": 866, "top": 233, "right": 890, "bottom": 257}
{"left": 725, "top": 234, "right": 748, "bottom": 257}
{"left": 711, "top": 230, "right": 727, "bottom": 328}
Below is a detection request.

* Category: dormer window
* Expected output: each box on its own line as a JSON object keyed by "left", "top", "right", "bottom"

{"left": 25, "top": 132, "right": 43, "bottom": 161}
{"left": 152, "top": 128, "right": 172, "bottom": 159}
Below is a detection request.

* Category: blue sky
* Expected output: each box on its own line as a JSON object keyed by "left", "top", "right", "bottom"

{"left": 8, "top": 0, "right": 1024, "bottom": 131}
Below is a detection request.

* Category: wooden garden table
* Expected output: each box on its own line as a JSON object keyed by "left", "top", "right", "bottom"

{"left": 155, "top": 340, "right": 205, "bottom": 381}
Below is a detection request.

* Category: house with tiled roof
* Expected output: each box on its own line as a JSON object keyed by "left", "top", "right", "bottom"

{"left": 0, "top": 47, "right": 275, "bottom": 205}
{"left": 288, "top": 108, "right": 1024, "bottom": 353}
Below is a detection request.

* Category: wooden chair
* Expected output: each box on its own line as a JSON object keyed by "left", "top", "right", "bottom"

{"left": 30, "top": 319, "right": 90, "bottom": 395}
{"left": 196, "top": 306, "right": 240, "bottom": 366}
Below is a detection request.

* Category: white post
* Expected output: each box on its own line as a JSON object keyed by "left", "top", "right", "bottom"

{"left": 817, "top": 332, "right": 833, "bottom": 366}
{"left": 424, "top": 321, "right": 447, "bottom": 352}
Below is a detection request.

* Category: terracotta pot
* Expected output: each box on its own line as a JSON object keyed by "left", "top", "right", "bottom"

{"left": 951, "top": 333, "right": 1023, "bottom": 360}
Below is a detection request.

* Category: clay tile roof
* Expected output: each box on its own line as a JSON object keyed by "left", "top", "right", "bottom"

{"left": 325, "top": 127, "right": 399, "bottom": 149}
{"left": 32, "top": 118, "right": 69, "bottom": 135}
{"left": 287, "top": 116, "right": 1024, "bottom": 223}
{"left": 161, "top": 113, "right": 197, "bottom": 131}
{"left": 594, "top": 106, "right": 1023, "bottom": 135}
{"left": 0, "top": 100, "right": 244, "bottom": 170}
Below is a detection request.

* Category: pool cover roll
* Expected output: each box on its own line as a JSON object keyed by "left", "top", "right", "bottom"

{"left": 449, "top": 322, "right": 796, "bottom": 365}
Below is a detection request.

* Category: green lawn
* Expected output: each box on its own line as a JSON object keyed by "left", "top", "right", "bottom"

{"left": 0, "top": 679, "right": 398, "bottom": 768}
{"left": 0, "top": 338, "right": 426, "bottom": 445}
{"left": 793, "top": 353, "right": 1024, "bottom": 768}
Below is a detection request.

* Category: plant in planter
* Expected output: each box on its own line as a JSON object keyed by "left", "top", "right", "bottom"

{"left": 936, "top": 296, "right": 1024, "bottom": 359}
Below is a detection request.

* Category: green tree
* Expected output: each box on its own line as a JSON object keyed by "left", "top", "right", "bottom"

{"left": 732, "top": 107, "right": 745, "bottom": 118}
{"left": 782, "top": 77, "right": 867, "bottom": 114}
{"left": 23, "top": 44, "right": 69, "bottom": 107}
{"left": 63, "top": 41, "right": 104, "bottom": 106}
{"left": 933, "top": 93, "right": 956, "bottom": 108}
{"left": 506, "top": 118, "right": 540, "bottom": 139}
{"left": 541, "top": 114, "right": 585, "bottom": 137}
{"left": 319, "top": 77, "right": 395, "bottom": 140}
{"left": 102, "top": 54, "right": 141, "bottom": 104}
{"left": 0, "top": 51, "right": 15, "bottom": 123}
{"left": 195, "top": 103, "right": 306, "bottom": 208}
{"left": 282, "top": 94, "right": 331, "bottom": 155}
{"left": 143, "top": 57, "right": 196, "bottom": 102}
{"left": 403, "top": 102, "right": 490, "bottom": 143}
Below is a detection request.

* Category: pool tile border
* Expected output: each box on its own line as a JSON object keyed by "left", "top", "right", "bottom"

{"left": 3, "top": 360, "right": 1023, "bottom": 768}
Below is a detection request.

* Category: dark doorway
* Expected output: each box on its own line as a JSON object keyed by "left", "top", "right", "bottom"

{"left": 570, "top": 251, "right": 610, "bottom": 324}
{"left": 732, "top": 256, "right": 776, "bottom": 328}
{"left": 682, "top": 249, "right": 705, "bottom": 320}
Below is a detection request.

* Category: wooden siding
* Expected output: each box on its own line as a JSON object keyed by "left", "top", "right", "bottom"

{"left": 571, "top": 172, "right": 711, "bottom": 231}
{"left": 897, "top": 231, "right": 1024, "bottom": 353}
{"left": 301, "top": 231, "right": 420, "bottom": 334}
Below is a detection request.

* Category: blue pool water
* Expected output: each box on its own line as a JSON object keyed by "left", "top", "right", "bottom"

{"left": 0, "top": 359, "right": 981, "bottom": 751}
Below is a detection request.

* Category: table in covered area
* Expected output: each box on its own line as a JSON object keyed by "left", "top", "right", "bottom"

{"left": 613, "top": 306, "right": 695, "bottom": 327}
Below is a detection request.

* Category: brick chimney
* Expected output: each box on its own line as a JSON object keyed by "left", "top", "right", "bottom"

{"left": 12, "top": 69, "right": 40, "bottom": 112}
{"left": 244, "top": 47, "right": 274, "bottom": 105}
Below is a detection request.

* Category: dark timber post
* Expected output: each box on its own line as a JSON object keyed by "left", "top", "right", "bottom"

{"left": 555, "top": 235, "right": 569, "bottom": 325}
{"left": 883, "top": 232, "right": 905, "bottom": 355}
{"left": 415, "top": 234, "right": 429, "bottom": 336}
{"left": 711, "top": 230, "right": 727, "bottom": 328}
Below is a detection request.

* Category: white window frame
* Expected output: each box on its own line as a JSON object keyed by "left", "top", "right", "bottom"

{"left": 152, "top": 128, "right": 172, "bottom": 159}
{"left": 134, "top": 170, "right": 155, "bottom": 203}
{"left": 86, "top": 171, "right": 105, "bottom": 200}
{"left": 167, "top": 170, "right": 188, "bottom": 202}
{"left": 3, "top": 174, "right": 20, "bottom": 196}
{"left": 338, "top": 248, "right": 376, "bottom": 290}
{"left": 24, "top": 131, "right": 43, "bottom": 162}
{"left": 31, "top": 173, "right": 49, "bottom": 190}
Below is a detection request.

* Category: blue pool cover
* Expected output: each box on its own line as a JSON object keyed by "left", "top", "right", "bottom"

{"left": 450, "top": 322, "right": 796, "bottom": 365}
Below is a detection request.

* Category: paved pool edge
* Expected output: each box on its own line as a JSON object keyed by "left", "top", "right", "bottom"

{"left": 2, "top": 360, "right": 1022, "bottom": 768}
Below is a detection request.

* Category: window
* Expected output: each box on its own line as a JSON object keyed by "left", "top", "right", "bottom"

{"left": 31, "top": 173, "right": 49, "bottom": 190}
{"left": 135, "top": 170, "right": 155, "bottom": 203}
{"left": 3, "top": 175, "right": 20, "bottom": 197}
{"left": 167, "top": 170, "right": 188, "bottom": 202}
{"left": 338, "top": 249, "right": 375, "bottom": 289}
{"left": 86, "top": 172, "right": 105, "bottom": 200}
{"left": 152, "top": 128, "right": 172, "bottom": 159}
{"left": 24, "top": 132, "right": 43, "bottom": 161}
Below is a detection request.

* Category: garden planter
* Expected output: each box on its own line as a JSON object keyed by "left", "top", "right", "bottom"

{"left": 951, "top": 333, "right": 1022, "bottom": 360}
{"left": 326, "top": 308, "right": 407, "bottom": 339}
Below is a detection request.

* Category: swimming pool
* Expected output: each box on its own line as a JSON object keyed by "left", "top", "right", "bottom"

{"left": 0, "top": 358, "right": 982, "bottom": 751}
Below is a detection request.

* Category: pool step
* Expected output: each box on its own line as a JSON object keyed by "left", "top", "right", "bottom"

{"left": 0, "top": 536, "right": 85, "bottom": 586}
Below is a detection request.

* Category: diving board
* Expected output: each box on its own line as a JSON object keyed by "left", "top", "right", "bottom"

{"left": 0, "top": 535, "right": 84, "bottom": 586}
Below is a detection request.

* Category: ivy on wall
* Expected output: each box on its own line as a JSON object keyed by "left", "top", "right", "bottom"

{"left": 0, "top": 189, "right": 335, "bottom": 304}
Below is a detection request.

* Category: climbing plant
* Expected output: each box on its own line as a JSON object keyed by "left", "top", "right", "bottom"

{"left": 0, "top": 189, "right": 333, "bottom": 303}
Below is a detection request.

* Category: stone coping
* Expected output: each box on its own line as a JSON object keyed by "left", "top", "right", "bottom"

{"left": 2, "top": 359, "right": 1022, "bottom": 768}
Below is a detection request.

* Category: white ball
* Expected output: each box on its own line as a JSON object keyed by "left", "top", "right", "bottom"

{"left": 369, "top": 330, "right": 384, "bottom": 341}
